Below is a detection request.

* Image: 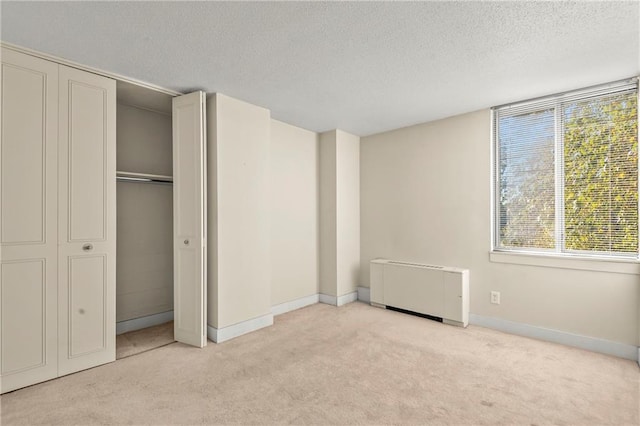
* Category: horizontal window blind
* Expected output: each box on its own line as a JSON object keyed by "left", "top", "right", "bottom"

{"left": 494, "top": 79, "right": 639, "bottom": 258}
{"left": 495, "top": 79, "right": 638, "bottom": 117}
{"left": 496, "top": 108, "right": 556, "bottom": 250}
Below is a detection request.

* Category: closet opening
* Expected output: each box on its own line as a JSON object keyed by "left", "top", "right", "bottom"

{"left": 114, "top": 81, "right": 176, "bottom": 359}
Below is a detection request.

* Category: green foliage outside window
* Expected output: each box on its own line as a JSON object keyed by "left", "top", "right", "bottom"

{"left": 564, "top": 93, "right": 638, "bottom": 253}
{"left": 496, "top": 86, "right": 638, "bottom": 257}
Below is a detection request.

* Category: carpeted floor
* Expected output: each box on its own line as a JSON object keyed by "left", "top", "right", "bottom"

{"left": 1, "top": 302, "right": 638, "bottom": 425}
{"left": 116, "top": 320, "right": 175, "bottom": 359}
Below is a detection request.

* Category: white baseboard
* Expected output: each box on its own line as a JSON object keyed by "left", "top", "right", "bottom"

{"left": 207, "top": 313, "right": 273, "bottom": 343}
{"left": 319, "top": 291, "right": 358, "bottom": 307}
{"left": 338, "top": 291, "right": 358, "bottom": 306}
{"left": 470, "top": 314, "right": 638, "bottom": 362}
{"left": 319, "top": 293, "right": 337, "bottom": 305}
{"left": 116, "top": 311, "right": 174, "bottom": 335}
{"left": 357, "top": 286, "right": 370, "bottom": 303}
{"left": 271, "top": 294, "right": 320, "bottom": 316}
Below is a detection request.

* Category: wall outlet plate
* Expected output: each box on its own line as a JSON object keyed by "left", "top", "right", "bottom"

{"left": 490, "top": 291, "right": 501, "bottom": 305}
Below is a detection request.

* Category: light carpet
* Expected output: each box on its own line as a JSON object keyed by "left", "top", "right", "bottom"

{"left": 1, "top": 302, "right": 638, "bottom": 425}
{"left": 116, "top": 320, "right": 175, "bottom": 359}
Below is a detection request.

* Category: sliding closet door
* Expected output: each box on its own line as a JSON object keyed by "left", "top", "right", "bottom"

{"left": 57, "top": 65, "right": 116, "bottom": 375}
{"left": 172, "top": 91, "right": 207, "bottom": 348}
{"left": 0, "top": 48, "right": 59, "bottom": 393}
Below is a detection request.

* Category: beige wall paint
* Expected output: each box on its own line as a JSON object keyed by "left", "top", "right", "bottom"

{"left": 116, "top": 182, "right": 173, "bottom": 321}
{"left": 319, "top": 130, "right": 361, "bottom": 298}
{"left": 336, "top": 130, "right": 360, "bottom": 297}
{"left": 116, "top": 103, "right": 172, "bottom": 176}
{"left": 116, "top": 104, "right": 173, "bottom": 322}
{"left": 270, "top": 120, "right": 319, "bottom": 305}
{"left": 207, "top": 94, "right": 272, "bottom": 329}
{"left": 319, "top": 131, "right": 338, "bottom": 297}
{"left": 360, "top": 109, "right": 639, "bottom": 346}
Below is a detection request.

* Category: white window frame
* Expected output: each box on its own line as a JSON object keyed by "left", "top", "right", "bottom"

{"left": 490, "top": 78, "right": 640, "bottom": 273}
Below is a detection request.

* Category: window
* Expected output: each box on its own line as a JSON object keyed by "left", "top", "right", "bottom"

{"left": 493, "top": 79, "right": 639, "bottom": 259}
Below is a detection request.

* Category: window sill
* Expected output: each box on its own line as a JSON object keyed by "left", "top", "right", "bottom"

{"left": 489, "top": 251, "right": 640, "bottom": 275}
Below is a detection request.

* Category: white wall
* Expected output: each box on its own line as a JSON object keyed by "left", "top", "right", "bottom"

{"left": 319, "top": 131, "right": 337, "bottom": 296}
{"left": 116, "top": 103, "right": 173, "bottom": 322}
{"left": 319, "top": 130, "right": 361, "bottom": 298}
{"left": 360, "top": 109, "right": 639, "bottom": 347}
{"left": 336, "top": 130, "right": 360, "bottom": 297}
{"left": 270, "top": 120, "right": 319, "bottom": 306}
{"left": 116, "top": 103, "right": 172, "bottom": 176}
{"left": 116, "top": 182, "right": 172, "bottom": 321}
{"left": 207, "top": 94, "right": 272, "bottom": 329}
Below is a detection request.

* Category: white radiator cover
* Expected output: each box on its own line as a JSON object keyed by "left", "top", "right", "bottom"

{"left": 370, "top": 259, "right": 469, "bottom": 327}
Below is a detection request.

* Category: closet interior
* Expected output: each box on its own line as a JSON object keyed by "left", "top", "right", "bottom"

{"left": 115, "top": 81, "right": 175, "bottom": 358}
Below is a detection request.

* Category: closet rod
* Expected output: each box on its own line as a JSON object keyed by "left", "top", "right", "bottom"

{"left": 116, "top": 170, "right": 173, "bottom": 185}
{"left": 116, "top": 176, "right": 173, "bottom": 185}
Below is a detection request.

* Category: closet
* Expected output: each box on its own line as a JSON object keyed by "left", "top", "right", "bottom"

{"left": 0, "top": 47, "right": 207, "bottom": 394}
{"left": 115, "top": 82, "right": 175, "bottom": 337}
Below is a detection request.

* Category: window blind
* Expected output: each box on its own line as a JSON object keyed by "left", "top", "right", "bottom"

{"left": 494, "top": 79, "right": 639, "bottom": 258}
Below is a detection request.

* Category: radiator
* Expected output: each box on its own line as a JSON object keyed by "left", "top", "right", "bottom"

{"left": 370, "top": 259, "right": 469, "bottom": 327}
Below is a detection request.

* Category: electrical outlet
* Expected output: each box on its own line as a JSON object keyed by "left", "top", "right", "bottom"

{"left": 490, "top": 291, "right": 501, "bottom": 305}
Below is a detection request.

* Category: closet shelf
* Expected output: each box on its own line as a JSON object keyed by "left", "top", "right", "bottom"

{"left": 116, "top": 171, "right": 173, "bottom": 184}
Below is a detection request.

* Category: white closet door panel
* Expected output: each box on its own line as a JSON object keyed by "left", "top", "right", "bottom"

{"left": 58, "top": 65, "right": 116, "bottom": 376}
{"left": 1, "top": 64, "right": 47, "bottom": 244}
{"left": 172, "top": 91, "right": 207, "bottom": 348}
{"left": 67, "top": 80, "right": 108, "bottom": 241}
{"left": 1, "top": 261, "right": 47, "bottom": 369}
{"left": 67, "top": 255, "right": 107, "bottom": 356}
{"left": 176, "top": 249, "right": 197, "bottom": 331}
{"left": 0, "top": 48, "right": 58, "bottom": 394}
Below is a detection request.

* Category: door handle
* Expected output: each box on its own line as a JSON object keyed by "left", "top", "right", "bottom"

{"left": 82, "top": 243, "right": 93, "bottom": 252}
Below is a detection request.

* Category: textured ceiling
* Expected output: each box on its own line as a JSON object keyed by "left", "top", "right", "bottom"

{"left": 1, "top": 1, "right": 638, "bottom": 136}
